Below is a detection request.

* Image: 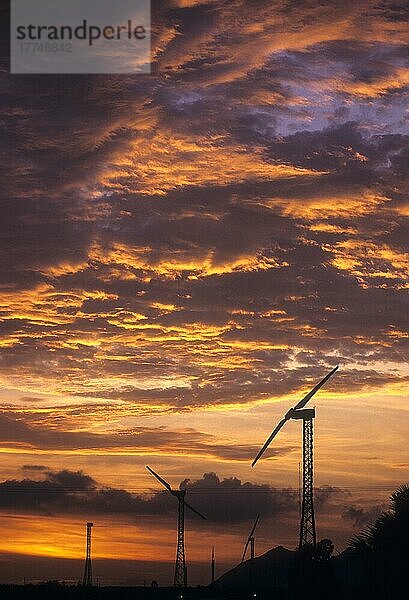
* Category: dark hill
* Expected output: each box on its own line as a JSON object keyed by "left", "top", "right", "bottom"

{"left": 213, "top": 546, "right": 294, "bottom": 591}
{"left": 212, "top": 545, "right": 373, "bottom": 598}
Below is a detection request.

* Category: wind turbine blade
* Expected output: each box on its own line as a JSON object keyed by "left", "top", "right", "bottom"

{"left": 241, "top": 539, "right": 250, "bottom": 563}
{"left": 248, "top": 514, "right": 260, "bottom": 539}
{"left": 184, "top": 500, "right": 207, "bottom": 520}
{"left": 293, "top": 366, "right": 339, "bottom": 411}
{"left": 252, "top": 418, "right": 287, "bottom": 467}
{"left": 146, "top": 466, "right": 172, "bottom": 492}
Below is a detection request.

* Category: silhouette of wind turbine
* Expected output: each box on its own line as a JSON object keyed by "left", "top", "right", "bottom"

{"left": 146, "top": 466, "right": 206, "bottom": 587}
{"left": 252, "top": 366, "right": 339, "bottom": 549}
{"left": 241, "top": 514, "right": 260, "bottom": 563}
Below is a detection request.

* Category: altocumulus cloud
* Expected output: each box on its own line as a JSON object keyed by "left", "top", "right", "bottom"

{"left": 0, "top": 0, "right": 407, "bottom": 413}
{"left": 0, "top": 413, "right": 295, "bottom": 461}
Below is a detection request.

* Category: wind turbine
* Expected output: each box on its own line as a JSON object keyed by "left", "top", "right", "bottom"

{"left": 241, "top": 515, "right": 260, "bottom": 563}
{"left": 146, "top": 466, "right": 206, "bottom": 587}
{"left": 252, "top": 366, "right": 338, "bottom": 549}
{"left": 242, "top": 515, "right": 260, "bottom": 594}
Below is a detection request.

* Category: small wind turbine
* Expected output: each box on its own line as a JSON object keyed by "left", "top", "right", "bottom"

{"left": 241, "top": 515, "right": 260, "bottom": 563}
{"left": 252, "top": 366, "right": 338, "bottom": 549}
{"left": 146, "top": 466, "right": 206, "bottom": 587}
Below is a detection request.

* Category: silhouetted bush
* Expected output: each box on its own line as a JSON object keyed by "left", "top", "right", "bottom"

{"left": 288, "top": 539, "right": 334, "bottom": 600}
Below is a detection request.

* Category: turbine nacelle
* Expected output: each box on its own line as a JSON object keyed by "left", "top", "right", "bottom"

{"left": 285, "top": 407, "right": 316, "bottom": 421}
{"left": 171, "top": 489, "right": 186, "bottom": 499}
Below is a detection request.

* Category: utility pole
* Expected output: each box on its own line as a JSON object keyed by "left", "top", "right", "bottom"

{"left": 211, "top": 546, "right": 215, "bottom": 584}
{"left": 83, "top": 522, "right": 93, "bottom": 586}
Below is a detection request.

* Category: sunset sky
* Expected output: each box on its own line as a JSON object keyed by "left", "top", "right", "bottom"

{"left": 0, "top": 0, "right": 408, "bottom": 587}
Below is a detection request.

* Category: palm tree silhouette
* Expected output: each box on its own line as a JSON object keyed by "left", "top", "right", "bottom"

{"left": 349, "top": 484, "right": 409, "bottom": 599}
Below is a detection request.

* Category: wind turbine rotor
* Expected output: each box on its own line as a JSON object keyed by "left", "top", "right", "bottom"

{"left": 248, "top": 514, "right": 260, "bottom": 539}
{"left": 146, "top": 466, "right": 206, "bottom": 519}
{"left": 146, "top": 465, "right": 172, "bottom": 491}
{"left": 241, "top": 515, "right": 260, "bottom": 563}
{"left": 290, "top": 365, "right": 339, "bottom": 413}
{"left": 252, "top": 366, "right": 339, "bottom": 467}
{"left": 241, "top": 539, "right": 250, "bottom": 564}
{"left": 184, "top": 499, "right": 207, "bottom": 520}
{"left": 252, "top": 418, "right": 287, "bottom": 467}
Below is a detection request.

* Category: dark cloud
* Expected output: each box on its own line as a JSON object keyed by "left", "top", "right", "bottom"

{"left": 342, "top": 504, "right": 385, "bottom": 527}
{"left": 0, "top": 469, "right": 341, "bottom": 524}
{"left": 180, "top": 472, "right": 298, "bottom": 523}
{"left": 21, "top": 465, "right": 49, "bottom": 472}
